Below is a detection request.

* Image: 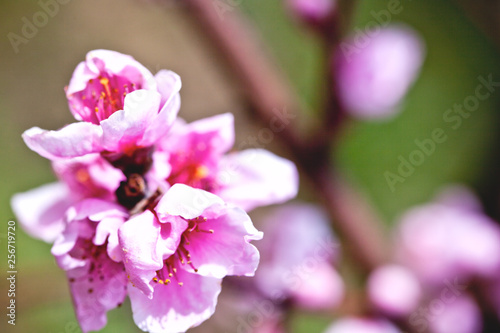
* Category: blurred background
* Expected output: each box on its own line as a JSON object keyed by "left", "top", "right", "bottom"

{"left": 1, "top": 0, "right": 500, "bottom": 332}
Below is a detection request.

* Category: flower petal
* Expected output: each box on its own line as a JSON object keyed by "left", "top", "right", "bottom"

{"left": 67, "top": 49, "right": 156, "bottom": 96}
{"left": 119, "top": 210, "right": 179, "bottom": 297}
{"left": 22, "top": 123, "right": 103, "bottom": 160}
{"left": 159, "top": 113, "right": 234, "bottom": 157}
{"left": 100, "top": 90, "right": 161, "bottom": 151}
{"left": 154, "top": 69, "right": 182, "bottom": 110}
{"left": 11, "top": 182, "right": 72, "bottom": 242}
{"left": 156, "top": 183, "right": 225, "bottom": 220}
{"left": 186, "top": 205, "right": 262, "bottom": 279}
{"left": 218, "top": 149, "right": 299, "bottom": 211}
{"left": 66, "top": 247, "right": 128, "bottom": 333}
{"left": 128, "top": 268, "right": 221, "bottom": 333}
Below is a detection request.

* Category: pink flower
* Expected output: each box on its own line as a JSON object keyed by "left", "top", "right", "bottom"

{"left": 287, "top": 0, "right": 336, "bottom": 26}
{"left": 395, "top": 189, "right": 500, "bottom": 284}
{"left": 22, "top": 50, "right": 181, "bottom": 160}
{"left": 324, "top": 317, "right": 401, "bottom": 333}
{"left": 255, "top": 204, "right": 344, "bottom": 310}
{"left": 428, "top": 295, "right": 482, "bottom": 333}
{"left": 11, "top": 154, "right": 124, "bottom": 243}
{"left": 367, "top": 264, "right": 421, "bottom": 317}
{"left": 155, "top": 113, "right": 299, "bottom": 211}
{"left": 51, "top": 199, "right": 129, "bottom": 333}
{"left": 335, "top": 25, "right": 425, "bottom": 119}
{"left": 119, "top": 184, "right": 262, "bottom": 332}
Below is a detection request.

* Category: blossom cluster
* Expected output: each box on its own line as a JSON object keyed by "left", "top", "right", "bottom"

{"left": 12, "top": 49, "right": 299, "bottom": 333}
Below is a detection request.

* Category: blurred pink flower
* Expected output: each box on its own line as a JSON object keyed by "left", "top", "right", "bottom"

{"left": 22, "top": 50, "right": 181, "bottom": 159}
{"left": 51, "top": 199, "right": 129, "bottom": 333}
{"left": 324, "top": 317, "right": 401, "bottom": 333}
{"left": 119, "top": 184, "right": 262, "bottom": 332}
{"left": 255, "top": 204, "right": 344, "bottom": 310}
{"left": 155, "top": 113, "right": 299, "bottom": 211}
{"left": 335, "top": 25, "right": 425, "bottom": 119}
{"left": 286, "top": 0, "right": 336, "bottom": 26}
{"left": 395, "top": 190, "right": 500, "bottom": 285}
{"left": 428, "top": 294, "right": 482, "bottom": 333}
{"left": 11, "top": 154, "right": 124, "bottom": 243}
{"left": 367, "top": 264, "right": 421, "bottom": 317}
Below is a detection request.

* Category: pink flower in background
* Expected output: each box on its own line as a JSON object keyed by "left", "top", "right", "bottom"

{"left": 255, "top": 204, "right": 344, "bottom": 310}
{"left": 287, "top": 0, "right": 336, "bottom": 26}
{"left": 335, "top": 25, "right": 425, "bottom": 119}
{"left": 367, "top": 186, "right": 498, "bottom": 333}
{"left": 22, "top": 50, "right": 181, "bottom": 160}
{"left": 11, "top": 154, "right": 124, "bottom": 243}
{"left": 155, "top": 113, "right": 299, "bottom": 211}
{"left": 395, "top": 188, "right": 500, "bottom": 285}
{"left": 51, "top": 199, "right": 129, "bottom": 333}
{"left": 119, "top": 184, "right": 262, "bottom": 332}
{"left": 324, "top": 317, "right": 401, "bottom": 333}
{"left": 428, "top": 295, "right": 482, "bottom": 333}
{"left": 367, "top": 264, "right": 421, "bottom": 317}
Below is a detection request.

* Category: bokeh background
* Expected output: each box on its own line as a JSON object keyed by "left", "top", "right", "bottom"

{"left": 1, "top": 0, "right": 500, "bottom": 332}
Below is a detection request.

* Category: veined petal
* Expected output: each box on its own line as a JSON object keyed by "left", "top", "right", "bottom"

{"left": 22, "top": 123, "right": 103, "bottom": 160}
{"left": 218, "top": 149, "right": 299, "bottom": 211}
{"left": 11, "top": 182, "right": 72, "bottom": 243}
{"left": 128, "top": 268, "right": 221, "bottom": 333}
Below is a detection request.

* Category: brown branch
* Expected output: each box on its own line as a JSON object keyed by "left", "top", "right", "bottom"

{"left": 183, "top": 0, "right": 389, "bottom": 273}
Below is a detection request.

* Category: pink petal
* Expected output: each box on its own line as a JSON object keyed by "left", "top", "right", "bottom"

{"left": 325, "top": 317, "right": 401, "bottom": 333}
{"left": 185, "top": 205, "right": 263, "bottom": 278}
{"left": 159, "top": 113, "right": 234, "bottom": 157}
{"left": 94, "top": 216, "right": 127, "bottom": 262}
{"left": 22, "top": 122, "right": 103, "bottom": 159}
{"left": 67, "top": 49, "right": 156, "bottom": 96}
{"left": 367, "top": 264, "right": 421, "bottom": 317}
{"left": 290, "top": 261, "right": 345, "bottom": 310}
{"left": 156, "top": 183, "right": 225, "bottom": 220}
{"left": 154, "top": 69, "right": 182, "bottom": 109}
{"left": 64, "top": 198, "right": 128, "bottom": 223}
{"left": 335, "top": 25, "right": 425, "bottom": 119}
{"left": 100, "top": 90, "right": 161, "bottom": 152}
{"left": 255, "top": 204, "right": 341, "bottom": 307}
{"left": 66, "top": 246, "right": 128, "bottom": 333}
{"left": 118, "top": 210, "right": 179, "bottom": 298}
{"left": 52, "top": 154, "right": 124, "bottom": 200}
{"left": 11, "top": 182, "right": 72, "bottom": 242}
{"left": 429, "top": 295, "right": 482, "bottom": 333}
{"left": 217, "top": 149, "right": 299, "bottom": 211}
{"left": 128, "top": 267, "right": 222, "bottom": 333}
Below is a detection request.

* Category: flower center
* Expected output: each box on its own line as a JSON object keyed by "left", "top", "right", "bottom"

{"left": 69, "top": 74, "right": 141, "bottom": 124}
